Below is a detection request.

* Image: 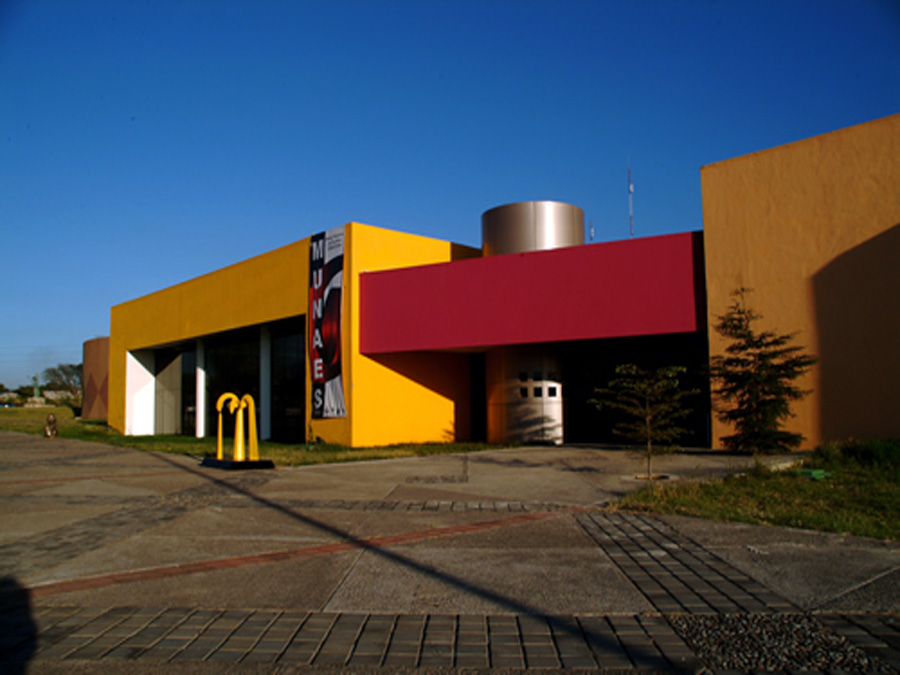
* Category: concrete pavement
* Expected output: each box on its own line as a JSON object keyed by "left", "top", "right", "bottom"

{"left": 0, "top": 431, "right": 897, "bottom": 672}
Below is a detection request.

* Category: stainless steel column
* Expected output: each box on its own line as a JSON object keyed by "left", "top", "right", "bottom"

{"left": 482, "top": 201, "right": 584, "bottom": 257}
{"left": 486, "top": 346, "right": 563, "bottom": 445}
{"left": 481, "top": 201, "right": 583, "bottom": 445}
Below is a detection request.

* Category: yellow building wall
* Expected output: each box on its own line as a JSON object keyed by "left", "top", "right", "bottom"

{"left": 108, "top": 220, "right": 480, "bottom": 447}
{"left": 344, "top": 223, "right": 481, "bottom": 447}
{"left": 108, "top": 239, "right": 310, "bottom": 434}
{"left": 701, "top": 114, "right": 900, "bottom": 448}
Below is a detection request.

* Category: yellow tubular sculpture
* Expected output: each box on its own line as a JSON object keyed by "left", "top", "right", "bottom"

{"left": 241, "top": 394, "right": 260, "bottom": 461}
{"left": 232, "top": 397, "right": 246, "bottom": 462}
{"left": 205, "top": 392, "right": 270, "bottom": 469}
{"left": 215, "top": 393, "right": 240, "bottom": 460}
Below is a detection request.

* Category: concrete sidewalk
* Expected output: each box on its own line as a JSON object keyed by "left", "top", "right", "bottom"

{"left": 0, "top": 431, "right": 897, "bottom": 672}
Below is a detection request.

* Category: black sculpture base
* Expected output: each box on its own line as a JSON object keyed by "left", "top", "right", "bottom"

{"left": 201, "top": 457, "right": 275, "bottom": 471}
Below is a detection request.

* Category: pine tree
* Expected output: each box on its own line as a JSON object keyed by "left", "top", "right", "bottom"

{"left": 593, "top": 364, "right": 697, "bottom": 480}
{"left": 710, "top": 288, "right": 817, "bottom": 454}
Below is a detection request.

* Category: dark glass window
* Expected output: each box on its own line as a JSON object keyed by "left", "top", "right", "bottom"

{"left": 270, "top": 317, "right": 305, "bottom": 442}
{"left": 205, "top": 327, "right": 260, "bottom": 438}
{"left": 181, "top": 350, "right": 196, "bottom": 433}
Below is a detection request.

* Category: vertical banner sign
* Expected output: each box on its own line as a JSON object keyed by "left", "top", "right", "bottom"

{"left": 310, "top": 227, "right": 346, "bottom": 418}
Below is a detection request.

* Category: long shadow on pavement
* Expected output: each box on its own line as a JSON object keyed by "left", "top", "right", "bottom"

{"left": 146, "top": 451, "right": 619, "bottom": 651}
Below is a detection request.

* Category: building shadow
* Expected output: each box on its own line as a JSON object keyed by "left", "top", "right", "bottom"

{"left": 561, "top": 332, "right": 711, "bottom": 447}
{"left": 0, "top": 577, "right": 37, "bottom": 674}
{"left": 812, "top": 224, "right": 900, "bottom": 441}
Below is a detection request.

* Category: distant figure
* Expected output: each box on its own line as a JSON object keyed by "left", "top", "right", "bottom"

{"left": 44, "top": 414, "right": 58, "bottom": 438}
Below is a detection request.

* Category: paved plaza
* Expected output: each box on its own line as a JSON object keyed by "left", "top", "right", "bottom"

{"left": 0, "top": 431, "right": 898, "bottom": 672}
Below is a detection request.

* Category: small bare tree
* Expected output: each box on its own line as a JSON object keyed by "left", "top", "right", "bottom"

{"left": 42, "top": 363, "right": 82, "bottom": 399}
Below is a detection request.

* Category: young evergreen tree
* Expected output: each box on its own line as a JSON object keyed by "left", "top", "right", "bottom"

{"left": 710, "top": 288, "right": 817, "bottom": 454}
{"left": 592, "top": 364, "right": 697, "bottom": 480}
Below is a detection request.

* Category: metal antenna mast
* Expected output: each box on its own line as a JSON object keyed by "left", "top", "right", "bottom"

{"left": 628, "top": 164, "right": 634, "bottom": 238}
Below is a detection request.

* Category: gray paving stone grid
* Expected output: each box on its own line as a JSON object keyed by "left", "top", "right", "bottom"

{"left": 578, "top": 511, "right": 798, "bottom": 615}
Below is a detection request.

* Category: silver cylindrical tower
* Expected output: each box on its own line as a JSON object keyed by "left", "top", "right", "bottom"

{"left": 481, "top": 201, "right": 584, "bottom": 445}
{"left": 482, "top": 201, "right": 584, "bottom": 257}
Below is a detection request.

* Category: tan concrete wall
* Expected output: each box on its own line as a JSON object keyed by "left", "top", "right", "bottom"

{"left": 82, "top": 336, "right": 109, "bottom": 420}
{"left": 702, "top": 114, "right": 900, "bottom": 448}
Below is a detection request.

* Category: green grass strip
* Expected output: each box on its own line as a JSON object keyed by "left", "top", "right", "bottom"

{"left": 615, "top": 448, "right": 900, "bottom": 541}
{"left": 0, "top": 407, "right": 502, "bottom": 465}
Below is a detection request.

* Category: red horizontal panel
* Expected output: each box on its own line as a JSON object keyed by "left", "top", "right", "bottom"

{"left": 360, "top": 231, "right": 705, "bottom": 353}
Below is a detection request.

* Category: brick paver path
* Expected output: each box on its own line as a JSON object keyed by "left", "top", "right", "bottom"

{"left": 6, "top": 604, "right": 707, "bottom": 670}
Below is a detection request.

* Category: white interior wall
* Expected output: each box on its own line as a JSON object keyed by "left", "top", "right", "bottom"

{"left": 125, "top": 350, "right": 155, "bottom": 436}
{"left": 195, "top": 339, "right": 206, "bottom": 438}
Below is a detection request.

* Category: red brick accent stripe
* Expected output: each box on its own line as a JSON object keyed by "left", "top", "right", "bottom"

{"left": 28, "top": 507, "right": 585, "bottom": 598}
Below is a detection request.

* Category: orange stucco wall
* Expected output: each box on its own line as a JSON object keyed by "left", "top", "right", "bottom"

{"left": 702, "top": 114, "right": 900, "bottom": 448}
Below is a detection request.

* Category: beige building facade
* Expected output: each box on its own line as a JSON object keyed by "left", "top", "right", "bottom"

{"left": 702, "top": 113, "right": 900, "bottom": 448}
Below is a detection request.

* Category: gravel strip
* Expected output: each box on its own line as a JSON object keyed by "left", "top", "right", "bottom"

{"left": 669, "top": 613, "right": 891, "bottom": 672}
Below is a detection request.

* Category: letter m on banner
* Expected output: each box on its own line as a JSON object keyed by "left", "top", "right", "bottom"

{"left": 309, "top": 227, "right": 346, "bottom": 418}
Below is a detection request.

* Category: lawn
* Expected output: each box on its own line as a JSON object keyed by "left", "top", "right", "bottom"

{"left": 0, "top": 406, "right": 500, "bottom": 465}
{"left": 615, "top": 438, "right": 900, "bottom": 541}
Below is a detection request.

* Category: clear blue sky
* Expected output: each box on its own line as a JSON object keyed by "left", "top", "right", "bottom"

{"left": 1, "top": 0, "right": 898, "bottom": 389}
